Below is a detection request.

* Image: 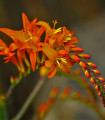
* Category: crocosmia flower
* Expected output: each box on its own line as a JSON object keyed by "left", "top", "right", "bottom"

{"left": 0, "top": 13, "right": 105, "bottom": 106}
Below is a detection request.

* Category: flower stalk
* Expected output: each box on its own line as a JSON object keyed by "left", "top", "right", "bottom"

{"left": 12, "top": 76, "right": 46, "bottom": 120}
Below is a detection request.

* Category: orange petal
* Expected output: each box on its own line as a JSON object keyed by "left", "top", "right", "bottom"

{"left": 57, "top": 50, "right": 68, "bottom": 57}
{"left": 0, "top": 28, "right": 15, "bottom": 41}
{"left": 29, "top": 18, "right": 37, "bottom": 33}
{"left": 70, "top": 37, "right": 78, "bottom": 44}
{"left": 71, "top": 31, "right": 75, "bottom": 35}
{"left": 9, "top": 42, "right": 18, "bottom": 51}
{"left": 30, "top": 51, "right": 36, "bottom": 71}
{"left": 47, "top": 65, "right": 57, "bottom": 78}
{"left": 67, "top": 59, "right": 76, "bottom": 69}
{"left": 4, "top": 55, "right": 20, "bottom": 71}
{"left": 65, "top": 46, "right": 70, "bottom": 52}
{"left": 30, "top": 18, "right": 37, "bottom": 26}
{"left": 22, "top": 12, "right": 30, "bottom": 32}
{"left": 49, "top": 38, "right": 55, "bottom": 47}
{"left": 13, "top": 31, "right": 30, "bottom": 42}
{"left": 36, "top": 21, "right": 52, "bottom": 35}
{"left": 0, "top": 28, "right": 30, "bottom": 42}
{"left": 0, "top": 39, "right": 7, "bottom": 50}
{"left": 17, "top": 50, "right": 25, "bottom": 73}
{"left": 62, "top": 26, "right": 67, "bottom": 34}
{"left": 66, "top": 59, "right": 75, "bottom": 67}
{"left": 20, "top": 43, "right": 32, "bottom": 50}
{"left": 45, "top": 60, "right": 54, "bottom": 68}
{"left": 0, "top": 39, "right": 7, "bottom": 46}
{"left": 17, "top": 50, "right": 23, "bottom": 63}
{"left": 42, "top": 43, "right": 57, "bottom": 60}
{"left": 58, "top": 64, "right": 70, "bottom": 73}
{"left": 36, "top": 27, "right": 45, "bottom": 37}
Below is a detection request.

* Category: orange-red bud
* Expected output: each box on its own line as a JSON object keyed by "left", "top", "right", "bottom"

{"left": 90, "top": 77, "right": 95, "bottom": 84}
{"left": 91, "top": 69, "right": 101, "bottom": 75}
{"left": 72, "top": 91, "right": 82, "bottom": 98}
{"left": 39, "top": 66, "right": 48, "bottom": 77}
{"left": 97, "top": 77, "right": 105, "bottom": 82}
{"left": 49, "top": 87, "right": 59, "bottom": 98}
{"left": 37, "top": 103, "right": 47, "bottom": 113}
{"left": 86, "top": 62, "right": 97, "bottom": 68}
{"left": 98, "top": 91, "right": 101, "bottom": 96}
{"left": 71, "top": 55, "right": 80, "bottom": 62}
{"left": 63, "top": 87, "right": 71, "bottom": 94}
{"left": 84, "top": 69, "right": 90, "bottom": 78}
{"left": 70, "top": 47, "right": 83, "bottom": 53}
{"left": 95, "top": 84, "right": 98, "bottom": 91}
{"left": 57, "top": 50, "right": 68, "bottom": 57}
{"left": 77, "top": 54, "right": 91, "bottom": 59}
{"left": 100, "top": 96, "right": 103, "bottom": 101}
{"left": 60, "top": 87, "right": 71, "bottom": 100}
{"left": 79, "top": 61, "right": 86, "bottom": 68}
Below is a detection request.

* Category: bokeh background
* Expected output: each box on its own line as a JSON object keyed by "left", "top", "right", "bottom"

{"left": 0, "top": 0, "right": 105, "bottom": 120}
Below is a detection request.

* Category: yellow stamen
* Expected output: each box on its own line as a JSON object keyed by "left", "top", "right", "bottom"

{"left": 56, "top": 60, "right": 60, "bottom": 66}
{"left": 25, "top": 31, "right": 32, "bottom": 42}
{"left": 54, "top": 27, "right": 62, "bottom": 34}
{"left": 60, "top": 58, "right": 67, "bottom": 63}
{"left": 56, "top": 58, "right": 67, "bottom": 66}
{"left": 52, "top": 20, "right": 57, "bottom": 29}
{"left": 28, "top": 31, "right": 32, "bottom": 38}
{"left": 63, "top": 34, "right": 72, "bottom": 42}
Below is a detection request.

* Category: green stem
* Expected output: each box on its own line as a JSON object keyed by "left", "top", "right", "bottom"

{"left": 12, "top": 76, "right": 46, "bottom": 120}
{"left": 6, "top": 69, "right": 31, "bottom": 99}
{"left": 6, "top": 85, "right": 14, "bottom": 98}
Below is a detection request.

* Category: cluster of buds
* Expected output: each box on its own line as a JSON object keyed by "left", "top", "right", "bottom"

{"left": 37, "top": 87, "right": 71, "bottom": 120}
{"left": 37, "top": 86, "right": 101, "bottom": 120}
{"left": 0, "top": 13, "right": 105, "bottom": 106}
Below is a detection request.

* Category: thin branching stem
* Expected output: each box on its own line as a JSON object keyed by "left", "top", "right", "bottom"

{"left": 5, "top": 85, "right": 14, "bottom": 98}
{"left": 13, "top": 76, "right": 46, "bottom": 120}
{"left": 5, "top": 69, "right": 31, "bottom": 99}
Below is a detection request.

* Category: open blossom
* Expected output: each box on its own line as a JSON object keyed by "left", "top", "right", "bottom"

{"left": 0, "top": 39, "right": 21, "bottom": 71}
{"left": 36, "top": 21, "right": 80, "bottom": 52}
{"left": 0, "top": 13, "right": 44, "bottom": 72}
{"left": 42, "top": 43, "right": 75, "bottom": 78}
{"left": 0, "top": 13, "right": 105, "bottom": 106}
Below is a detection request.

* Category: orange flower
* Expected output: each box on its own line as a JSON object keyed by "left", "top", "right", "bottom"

{"left": 0, "top": 39, "right": 25, "bottom": 72}
{"left": 59, "top": 27, "right": 79, "bottom": 52}
{"left": 0, "top": 13, "right": 45, "bottom": 71}
{"left": 0, "top": 13, "right": 105, "bottom": 107}
{"left": 0, "top": 39, "right": 9, "bottom": 55}
{"left": 0, "top": 13, "right": 44, "bottom": 44}
{"left": 42, "top": 43, "right": 75, "bottom": 78}
{"left": 36, "top": 21, "right": 79, "bottom": 51}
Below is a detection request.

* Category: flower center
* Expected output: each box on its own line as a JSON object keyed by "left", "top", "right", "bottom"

{"left": 56, "top": 58, "right": 67, "bottom": 66}
{"left": 25, "top": 31, "right": 32, "bottom": 42}
{"left": 63, "top": 34, "right": 72, "bottom": 42}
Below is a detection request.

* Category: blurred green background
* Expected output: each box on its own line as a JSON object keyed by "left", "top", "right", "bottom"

{"left": 0, "top": 0, "right": 105, "bottom": 120}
